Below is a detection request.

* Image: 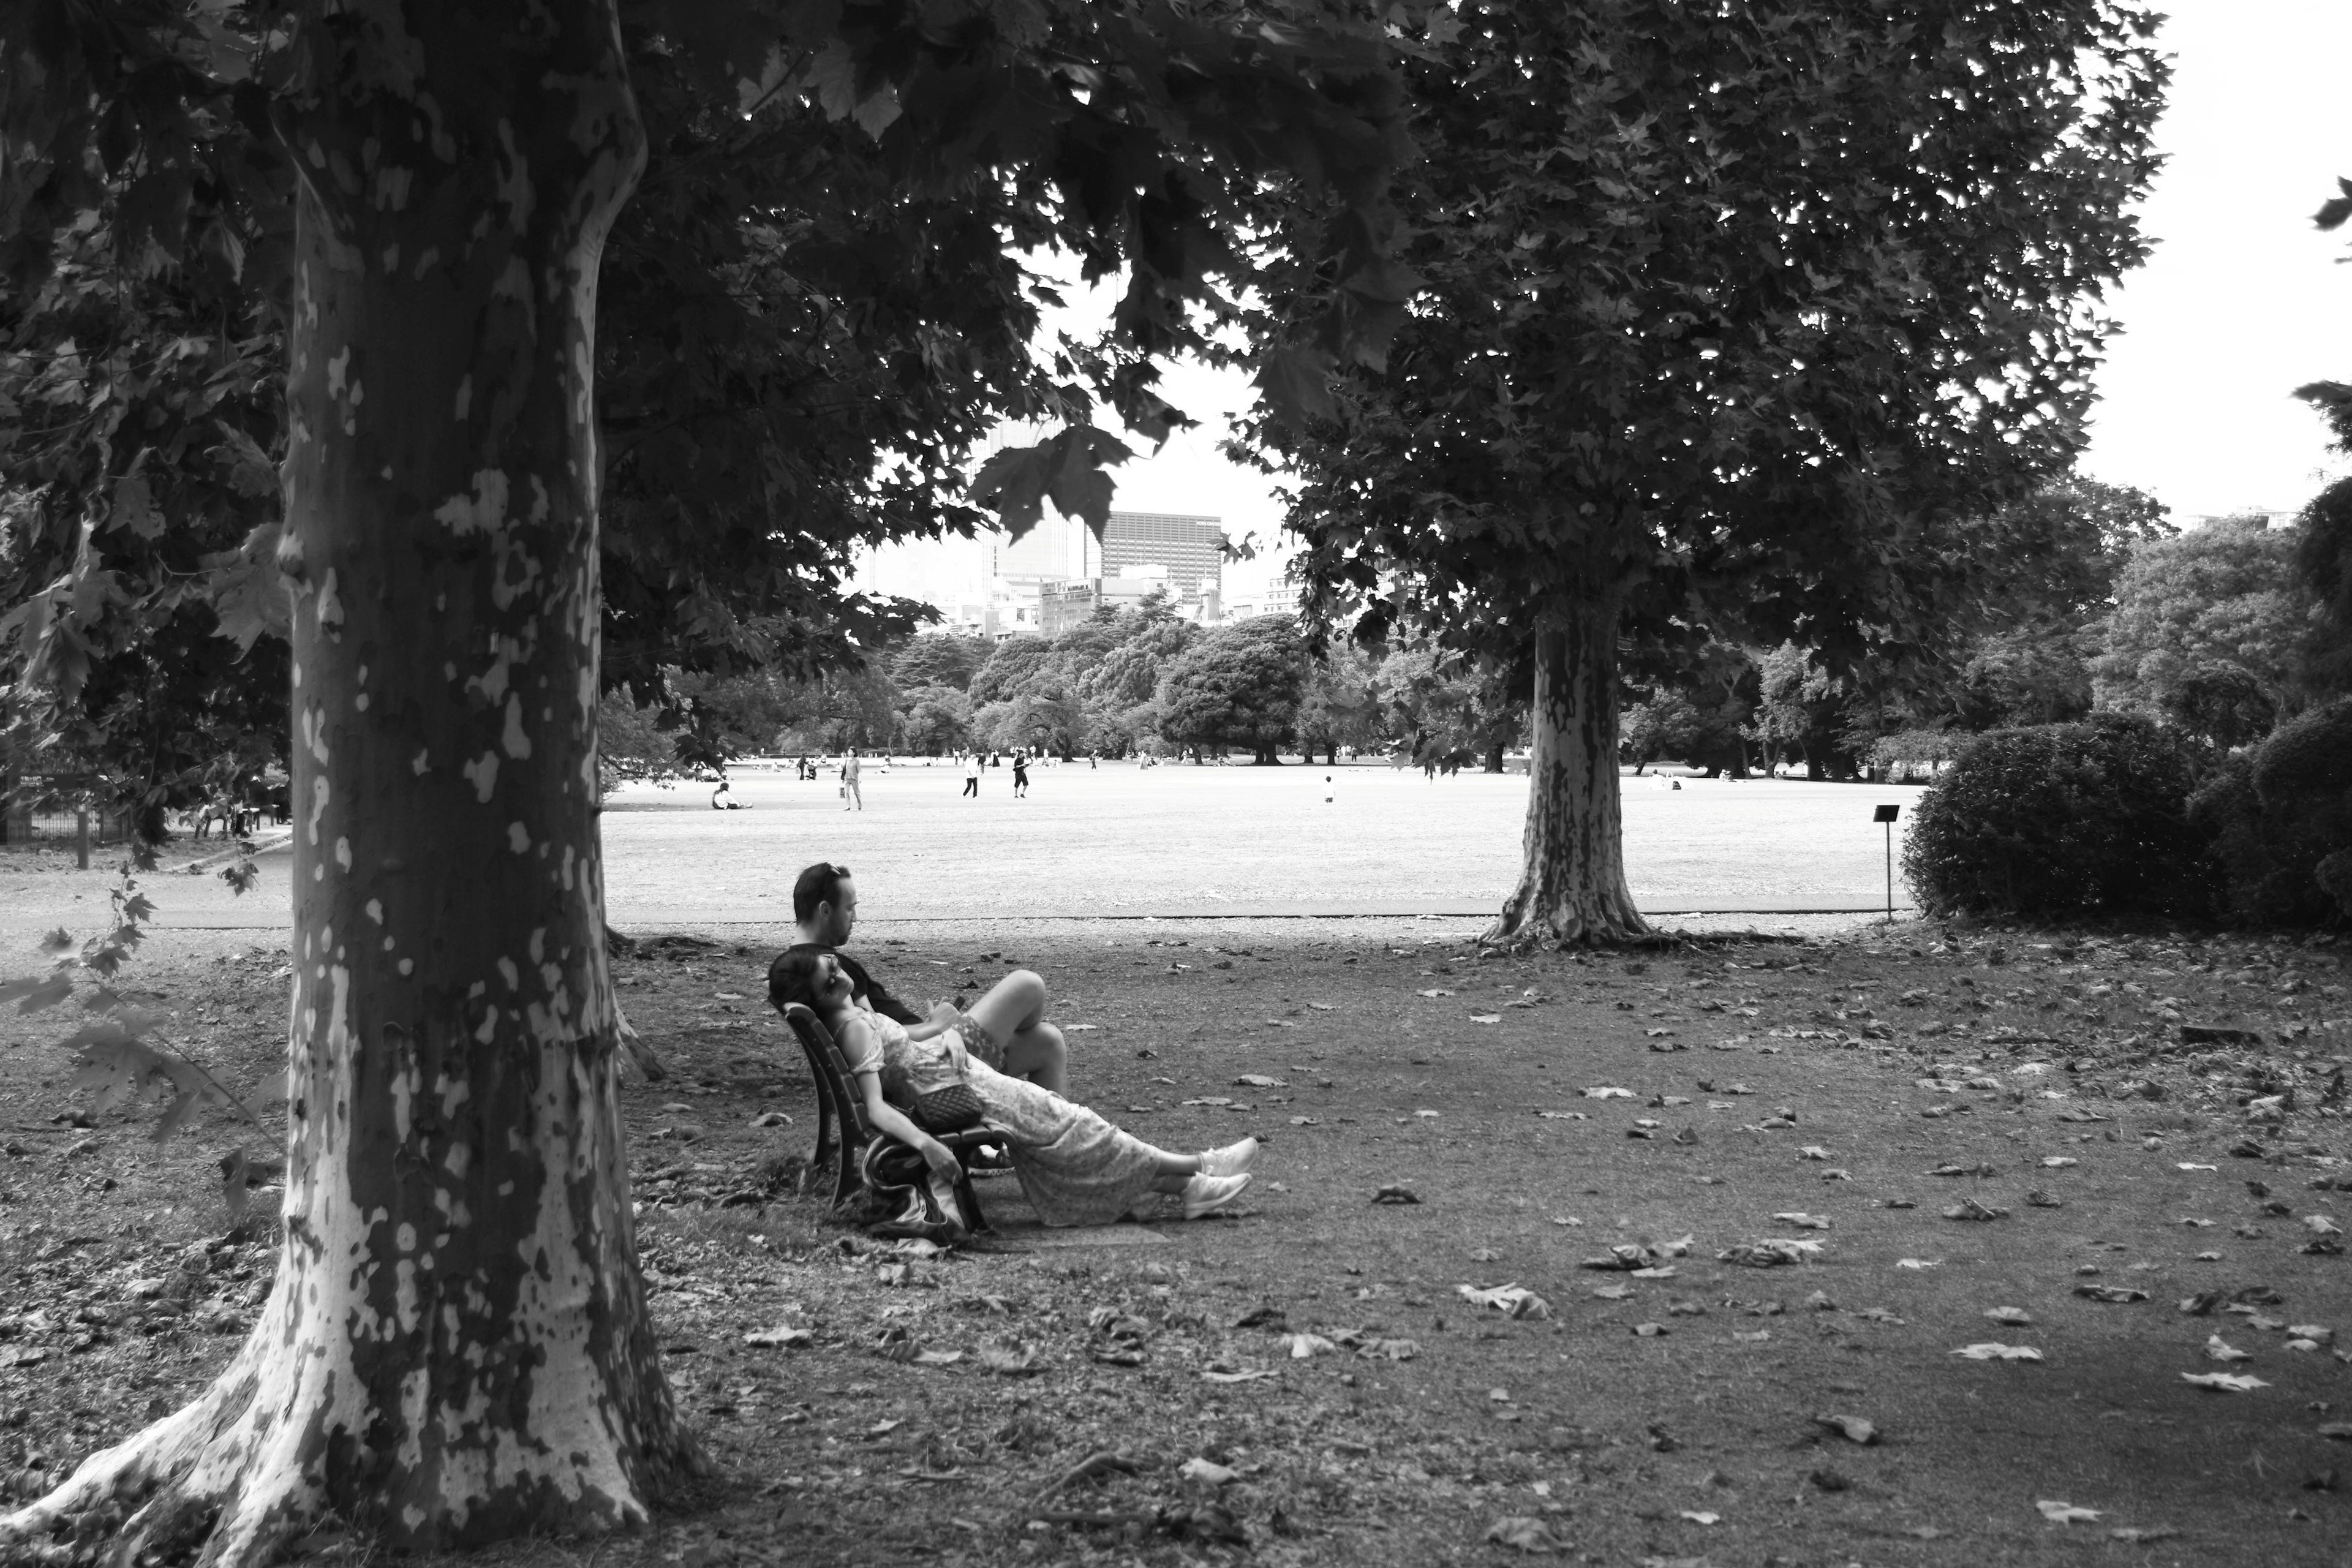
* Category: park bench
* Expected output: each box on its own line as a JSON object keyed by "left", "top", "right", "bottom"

{"left": 775, "top": 1000, "right": 993, "bottom": 1232}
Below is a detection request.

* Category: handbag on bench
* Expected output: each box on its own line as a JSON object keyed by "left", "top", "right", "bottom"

{"left": 908, "top": 1082, "right": 986, "bottom": 1134}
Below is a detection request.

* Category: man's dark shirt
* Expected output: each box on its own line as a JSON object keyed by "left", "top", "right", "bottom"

{"left": 782, "top": 943, "right": 921, "bottom": 1025}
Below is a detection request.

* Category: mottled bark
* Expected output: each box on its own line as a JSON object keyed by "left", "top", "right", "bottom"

{"left": 1486, "top": 607, "right": 1654, "bottom": 947}
{"left": 2, "top": 3, "right": 691, "bottom": 1562}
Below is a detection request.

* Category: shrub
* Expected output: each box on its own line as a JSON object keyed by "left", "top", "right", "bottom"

{"left": 1902, "top": 713, "right": 2212, "bottom": 918}
{"left": 2187, "top": 696, "right": 2352, "bottom": 927}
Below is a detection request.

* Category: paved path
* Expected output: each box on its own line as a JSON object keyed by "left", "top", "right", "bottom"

{"left": 0, "top": 765, "right": 1920, "bottom": 944}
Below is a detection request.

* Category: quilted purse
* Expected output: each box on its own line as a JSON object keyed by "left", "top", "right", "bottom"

{"left": 908, "top": 1082, "right": 986, "bottom": 1134}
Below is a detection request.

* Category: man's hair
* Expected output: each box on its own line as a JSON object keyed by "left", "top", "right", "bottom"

{"left": 792, "top": 862, "right": 851, "bottom": 924}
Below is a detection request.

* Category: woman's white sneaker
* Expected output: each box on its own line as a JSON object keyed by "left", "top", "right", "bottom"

{"left": 1197, "top": 1137, "right": 1259, "bottom": 1178}
{"left": 1181, "top": 1171, "right": 1253, "bottom": 1219}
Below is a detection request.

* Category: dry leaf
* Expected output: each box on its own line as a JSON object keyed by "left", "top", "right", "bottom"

{"left": 1985, "top": 1306, "right": 2034, "bottom": 1326}
{"left": 1201, "top": 1367, "right": 1276, "bottom": 1384}
{"left": 2074, "top": 1285, "right": 2148, "bottom": 1305}
{"left": 1773, "top": 1212, "right": 1833, "bottom": 1230}
{"left": 2204, "top": 1335, "right": 2250, "bottom": 1363}
{"left": 2180, "top": 1371, "right": 2267, "bottom": 1392}
{"left": 1813, "top": 1413, "right": 1878, "bottom": 1445}
{"left": 1583, "top": 1086, "right": 1634, "bottom": 1099}
{"left": 1484, "top": 1516, "right": 1564, "bottom": 1554}
{"left": 2037, "top": 1500, "right": 2101, "bottom": 1523}
{"left": 2109, "top": 1526, "right": 2181, "bottom": 1543}
{"left": 742, "top": 1325, "right": 813, "bottom": 1349}
{"left": 1371, "top": 1184, "right": 1421, "bottom": 1205}
{"left": 1469, "top": 1014, "right": 1502, "bottom": 1025}
{"left": 1180, "top": 1457, "right": 1239, "bottom": 1485}
{"left": 1951, "top": 1343, "right": 2043, "bottom": 1361}
{"left": 1458, "top": 1283, "right": 1553, "bottom": 1320}
{"left": 1234, "top": 1074, "right": 1287, "bottom": 1088}
{"left": 978, "top": 1341, "right": 1041, "bottom": 1376}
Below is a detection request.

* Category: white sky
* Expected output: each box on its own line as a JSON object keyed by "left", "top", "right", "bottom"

{"left": 865, "top": 1, "right": 2352, "bottom": 602}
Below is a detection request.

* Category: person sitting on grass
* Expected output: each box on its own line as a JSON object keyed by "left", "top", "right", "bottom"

{"left": 767, "top": 948, "right": 1256, "bottom": 1226}
{"left": 783, "top": 860, "right": 1069, "bottom": 1093}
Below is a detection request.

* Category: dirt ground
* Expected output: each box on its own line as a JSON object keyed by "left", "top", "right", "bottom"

{"left": 2, "top": 911, "right": 2348, "bottom": 1568}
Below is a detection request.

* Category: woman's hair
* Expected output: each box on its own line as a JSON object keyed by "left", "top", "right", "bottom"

{"left": 766, "top": 948, "right": 829, "bottom": 1014}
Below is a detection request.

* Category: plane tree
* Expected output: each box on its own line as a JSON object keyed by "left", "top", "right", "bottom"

{"left": 0, "top": 0, "right": 1411, "bottom": 1559}
{"left": 1238, "top": 0, "right": 2166, "bottom": 943}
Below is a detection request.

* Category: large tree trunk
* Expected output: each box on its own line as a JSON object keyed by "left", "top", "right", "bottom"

{"left": 1487, "top": 609, "right": 1653, "bottom": 946}
{"left": 2, "top": 5, "right": 694, "bottom": 1563}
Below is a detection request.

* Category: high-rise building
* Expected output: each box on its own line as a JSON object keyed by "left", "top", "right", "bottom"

{"left": 990, "top": 513, "right": 1100, "bottom": 586}
{"left": 1101, "top": 511, "right": 1223, "bottom": 598}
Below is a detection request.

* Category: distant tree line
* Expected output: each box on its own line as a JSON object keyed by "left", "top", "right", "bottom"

{"left": 598, "top": 593, "right": 1532, "bottom": 779}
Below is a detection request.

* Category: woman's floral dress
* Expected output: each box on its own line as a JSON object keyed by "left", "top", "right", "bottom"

{"left": 845, "top": 1012, "right": 1164, "bottom": 1226}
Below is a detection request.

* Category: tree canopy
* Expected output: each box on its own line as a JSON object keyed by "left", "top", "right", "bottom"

{"left": 1234, "top": 0, "right": 2166, "bottom": 941}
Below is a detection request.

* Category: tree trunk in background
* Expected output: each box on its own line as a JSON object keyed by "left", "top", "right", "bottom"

{"left": 1487, "top": 606, "right": 1654, "bottom": 946}
{"left": 3, "top": 4, "right": 694, "bottom": 1562}
{"left": 1483, "top": 740, "right": 1504, "bottom": 774}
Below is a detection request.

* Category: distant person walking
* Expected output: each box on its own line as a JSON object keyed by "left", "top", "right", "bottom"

{"left": 961, "top": 752, "right": 980, "bottom": 798}
{"left": 1012, "top": 750, "right": 1031, "bottom": 798}
{"left": 841, "top": 749, "right": 863, "bottom": 812}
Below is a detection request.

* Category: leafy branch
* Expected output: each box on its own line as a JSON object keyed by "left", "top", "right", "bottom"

{"left": 1, "top": 857, "right": 273, "bottom": 1150}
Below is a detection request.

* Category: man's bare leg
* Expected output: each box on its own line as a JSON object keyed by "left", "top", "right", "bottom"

{"left": 965, "top": 968, "right": 1068, "bottom": 1096}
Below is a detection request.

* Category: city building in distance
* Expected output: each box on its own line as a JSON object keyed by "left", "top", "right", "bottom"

{"left": 855, "top": 508, "right": 1287, "bottom": 638}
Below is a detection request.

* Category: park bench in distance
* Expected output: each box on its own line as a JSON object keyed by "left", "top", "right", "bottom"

{"left": 774, "top": 1000, "right": 994, "bottom": 1232}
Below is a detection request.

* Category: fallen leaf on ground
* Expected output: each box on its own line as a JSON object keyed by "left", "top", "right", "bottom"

{"left": 1181, "top": 1457, "right": 1239, "bottom": 1485}
{"left": 1720, "top": 1238, "right": 1823, "bottom": 1267}
{"left": 2037, "top": 1501, "right": 2101, "bottom": 1523}
{"left": 1798, "top": 1145, "right": 1833, "bottom": 1160}
{"left": 742, "top": 1325, "right": 813, "bottom": 1349}
{"left": 1279, "top": 1333, "right": 1336, "bottom": 1359}
{"left": 1813, "top": 1413, "right": 1879, "bottom": 1445}
{"left": 1469, "top": 1014, "right": 1502, "bottom": 1025}
{"left": 1943, "top": 1198, "right": 2010, "bottom": 1221}
{"left": 2041, "top": 1156, "right": 2079, "bottom": 1169}
{"left": 1417, "top": 988, "right": 1454, "bottom": 998}
{"left": 2109, "top": 1526, "right": 2182, "bottom": 1543}
{"left": 1951, "top": 1343, "right": 2043, "bottom": 1361}
{"left": 1371, "top": 1185, "right": 1420, "bottom": 1205}
{"left": 1356, "top": 1338, "right": 1420, "bottom": 1360}
{"left": 1536, "top": 1110, "right": 1588, "bottom": 1120}
{"left": 1233, "top": 1074, "right": 1287, "bottom": 1088}
{"left": 1458, "top": 1283, "right": 1553, "bottom": 1320}
{"left": 1201, "top": 1366, "right": 1276, "bottom": 1384}
{"left": 978, "top": 1341, "right": 1041, "bottom": 1376}
{"left": 2181, "top": 1372, "right": 2268, "bottom": 1392}
{"left": 1583, "top": 1086, "right": 1634, "bottom": 1099}
{"left": 2204, "top": 1335, "right": 2250, "bottom": 1363}
{"left": 1773, "top": 1212, "right": 1833, "bottom": 1230}
{"left": 1985, "top": 1306, "right": 2034, "bottom": 1326}
{"left": 1484, "top": 1516, "right": 1564, "bottom": 1554}
{"left": 1897, "top": 1258, "right": 1943, "bottom": 1270}
{"left": 1677, "top": 1510, "right": 1721, "bottom": 1525}
{"left": 2075, "top": 1285, "right": 2149, "bottom": 1305}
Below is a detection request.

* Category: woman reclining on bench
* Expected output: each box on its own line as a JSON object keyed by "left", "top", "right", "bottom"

{"left": 768, "top": 951, "right": 1255, "bottom": 1225}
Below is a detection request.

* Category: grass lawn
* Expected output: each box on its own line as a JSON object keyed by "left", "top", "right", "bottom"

{"left": 0, "top": 767, "right": 1925, "bottom": 943}
{"left": 2, "top": 913, "right": 2347, "bottom": 1566}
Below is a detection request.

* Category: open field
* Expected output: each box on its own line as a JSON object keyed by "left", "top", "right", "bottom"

{"left": 0, "top": 766, "right": 1924, "bottom": 943}
{"left": 2, "top": 913, "right": 2348, "bottom": 1566}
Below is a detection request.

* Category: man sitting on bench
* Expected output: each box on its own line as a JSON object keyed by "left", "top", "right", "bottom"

{"left": 783, "top": 861, "right": 1069, "bottom": 1095}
